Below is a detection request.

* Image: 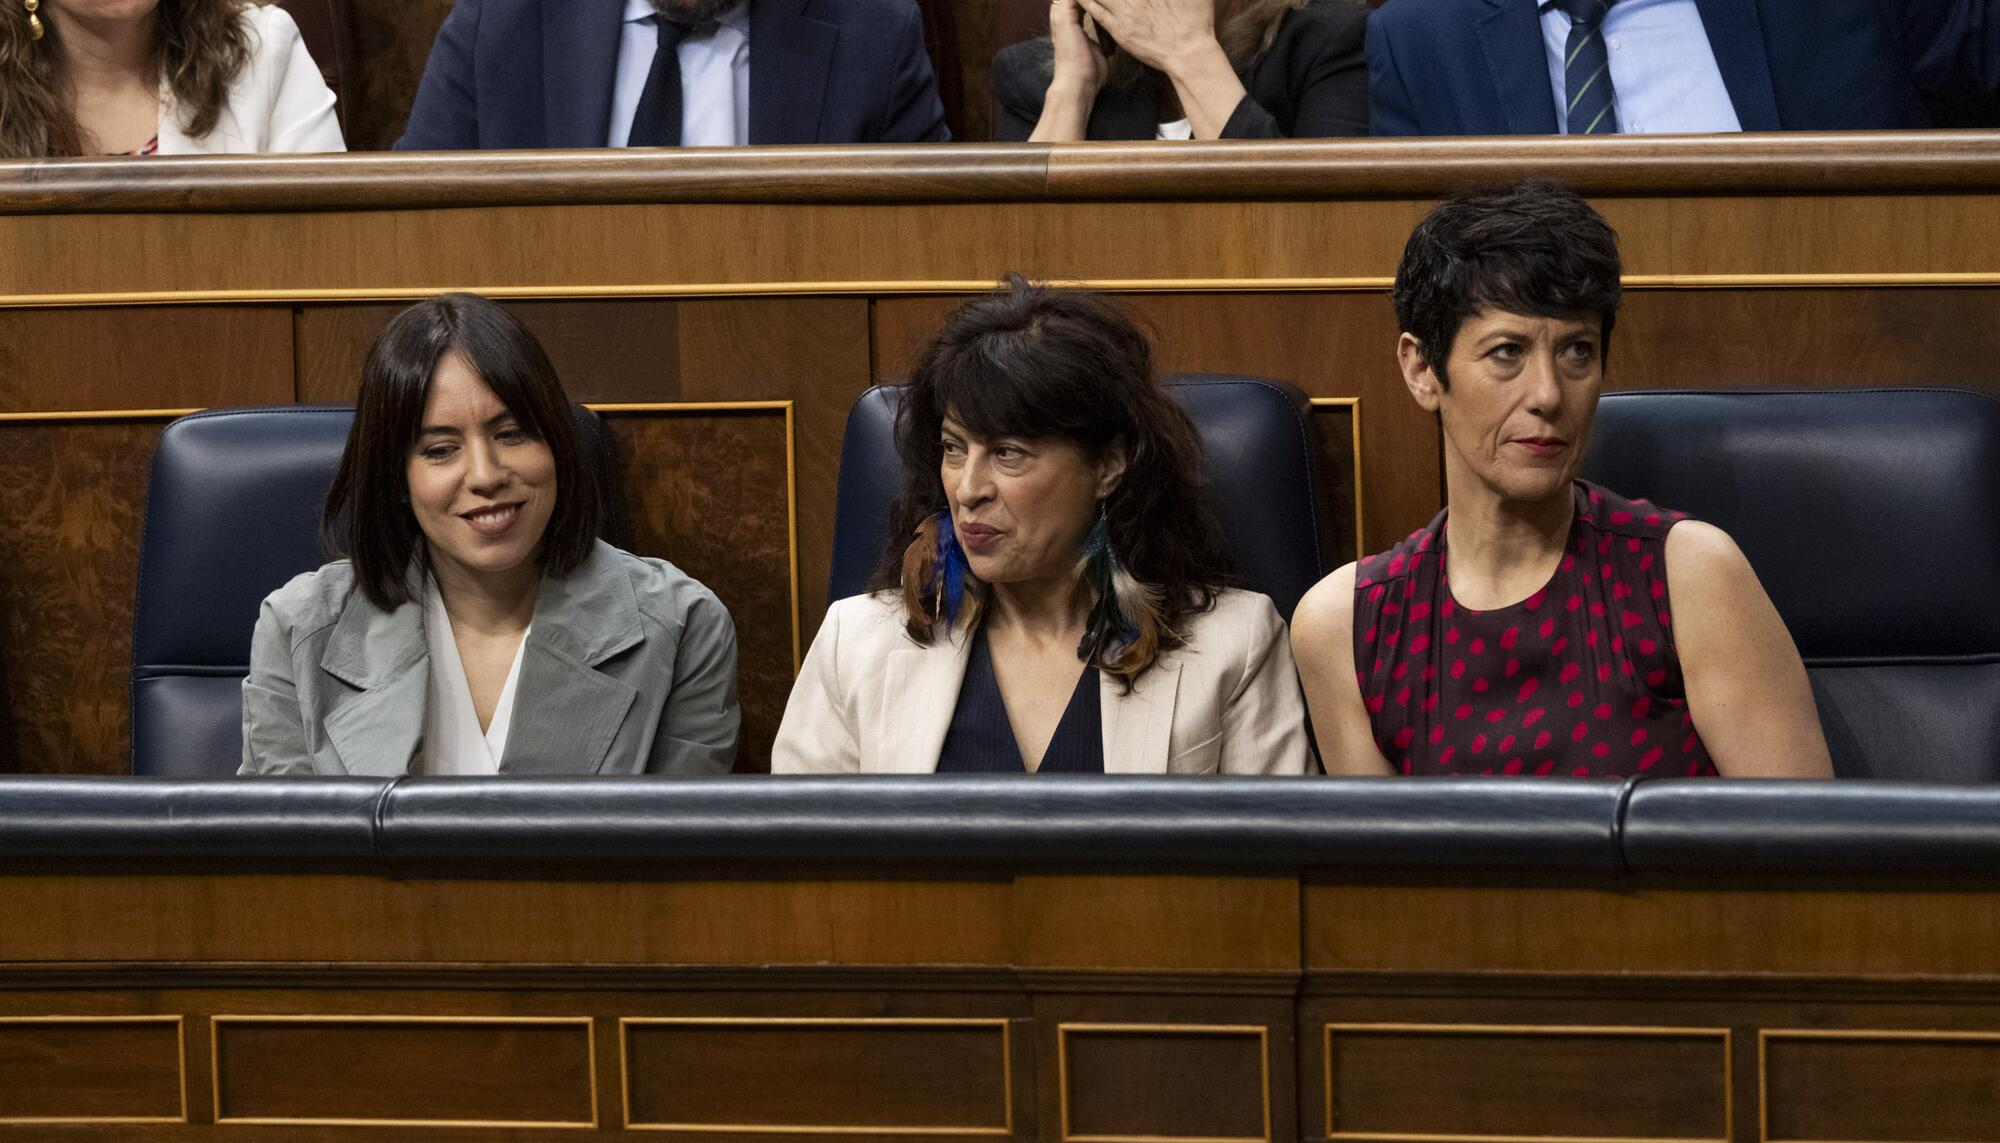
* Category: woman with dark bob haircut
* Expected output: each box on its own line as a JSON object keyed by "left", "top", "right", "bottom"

{"left": 240, "top": 293, "right": 739, "bottom": 776}
{"left": 1292, "top": 183, "right": 1831, "bottom": 779}
{"left": 773, "top": 276, "right": 1311, "bottom": 775}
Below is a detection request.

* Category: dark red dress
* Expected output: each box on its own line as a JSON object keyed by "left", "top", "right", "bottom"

{"left": 1352, "top": 481, "right": 1718, "bottom": 778}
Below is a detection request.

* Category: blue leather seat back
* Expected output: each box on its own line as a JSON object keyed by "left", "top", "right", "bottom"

{"left": 829, "top": 374, "right": 1339, "bottom": 624}
{"left": 1581, "top": 388, "right": 2000, "bottom": 780}
{"left": 132, "top": 405, "right": 619, "bottom": 777}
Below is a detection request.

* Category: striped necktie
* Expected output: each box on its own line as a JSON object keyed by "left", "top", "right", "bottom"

{"left": 1556, "top": 0, "right": 1618, "bottom": 135}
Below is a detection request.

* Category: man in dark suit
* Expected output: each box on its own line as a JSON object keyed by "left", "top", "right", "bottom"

{"left": 1367, "top": 0, "right": 2000, "bottom": 136}
{"left": 397, "top": 0, "right": 949, "bottom": 149}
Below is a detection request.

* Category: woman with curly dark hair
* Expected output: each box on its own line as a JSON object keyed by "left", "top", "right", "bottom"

{"left": 0, "top": 0, "right": 343, "bottom": 156}
{"left": 773, "top": 276, "right": 1311, "bottom": 775}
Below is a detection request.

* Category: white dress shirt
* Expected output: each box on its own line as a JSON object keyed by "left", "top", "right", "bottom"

{"left": 607, "top": 0, "right": 752, "bottom": 147}
{"left": 422, "top": 582, "right": 529, "bottom": 776}
{"left": 1538, "top": 0, "right": 1741, "bottom": 134}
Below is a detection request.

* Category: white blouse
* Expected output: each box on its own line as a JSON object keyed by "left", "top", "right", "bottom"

{"left": 421, "top": 583, "right": 528, "bottom": 776}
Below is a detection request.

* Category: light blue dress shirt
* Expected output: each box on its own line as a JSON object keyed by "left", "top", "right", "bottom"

{"left": 1538, "top": 0, "right": 1742, "bottom": 134}
{"left": 608, "top": 0, "right": 751, "bottom": 147}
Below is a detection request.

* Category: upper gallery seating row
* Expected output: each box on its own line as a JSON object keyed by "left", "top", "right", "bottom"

{"left": 134, "top": 383, "right": 2000, "bottom": 781}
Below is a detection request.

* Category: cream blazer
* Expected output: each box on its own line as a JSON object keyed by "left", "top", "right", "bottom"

{"left": 157, "top": 5, "right": 345, "bottom": 155}
{"left": 772, "top": 588, "right": 1312, "bottom": 775}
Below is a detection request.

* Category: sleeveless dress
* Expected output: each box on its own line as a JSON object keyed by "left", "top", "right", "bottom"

{"left": 1352, "top": 481, "right": 1718, "bottom": 778}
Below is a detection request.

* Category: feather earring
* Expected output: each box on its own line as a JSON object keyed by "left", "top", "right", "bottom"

{"left": 901, "top": 510, "right": 980, "bottom": 633}
{"left": 1076, "top": 501, "right": 1165, "bottom": 677}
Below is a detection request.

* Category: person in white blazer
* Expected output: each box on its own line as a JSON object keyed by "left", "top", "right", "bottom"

{"left": 3, "top": 0, "right": 342, "bottom": 157}
{"left": 772, "top": 276, "right": 1312, "bottom": 776}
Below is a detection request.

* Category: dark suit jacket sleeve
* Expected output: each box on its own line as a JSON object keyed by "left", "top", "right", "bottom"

{"left": 395, "top": 0, "right": 482, "bottom": 150}
{"left": 873, "top": 1, "right": 951, "bottom": 142}
{"left": 1222, "top": 0, "right": 1370, "bottom": 138}
{"left": 988, "top": 40, "right": 1048, "bottom": 142}
{"left": 1890, "top": 0, "right": 2000, "bottom": 115}
{"left": 1363, "top": 4, "right": 1423, "bottom": 136}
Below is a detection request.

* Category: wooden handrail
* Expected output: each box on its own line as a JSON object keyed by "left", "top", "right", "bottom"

{"left": 0, "top": 131, "right": 1998, "bottom": 214}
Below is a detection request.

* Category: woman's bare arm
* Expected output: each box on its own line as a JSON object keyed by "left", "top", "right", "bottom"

{"left": 1291, "top": 563, "right": 1397, "bottom": 776}
{"left": 1665, "top": 522, "right": 1834, "bottom": 778}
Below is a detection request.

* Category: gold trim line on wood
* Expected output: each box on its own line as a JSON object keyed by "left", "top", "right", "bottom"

{"left": 7, "top": 272, "right": 2000, "bottom": 310}
{"left": 209, "top": 1014, "right": 597, "bottom": 1130}
{"left": 585, "top": 400, "right": 803, "bottom": 676}
{"left": 1325, "top": 1023, "right": 1732, "bottom": 1143}
{"left": 1755, "top": 1027, "right": 2000, "bottom": 1143}
{"left": 617, "top": 1016, "right": 1013, "bottom": 1136}
{"left": 0, "top": 1015, "right": 189, "bottom": 1127}
{"left": 0, "top": 407, "right": 197, "bottom": 423}
{"left": 1057, "top": 1022, "right": 1272, "bottom": 1143}
{"left": 1309, "top": 398, "right": 1366, "bottom": 563}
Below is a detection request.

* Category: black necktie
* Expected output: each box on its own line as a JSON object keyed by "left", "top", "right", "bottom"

{"left": 627, "top": 17, "right": 694, "bottom": 147}
{"left": 1555, "top": 0, "right": 1618, "bottom": 135}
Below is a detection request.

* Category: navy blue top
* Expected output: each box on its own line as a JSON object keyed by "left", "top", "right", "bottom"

{"left": 936, "top": 628, "right": 1105, "bottom": 774}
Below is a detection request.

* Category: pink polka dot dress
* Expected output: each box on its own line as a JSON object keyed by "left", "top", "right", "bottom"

{"left": 1352, "top": 481, "right": 1717, "bottom": 778}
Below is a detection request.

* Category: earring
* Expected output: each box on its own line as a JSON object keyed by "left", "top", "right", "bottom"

{"left": 24, "top": 0, "right": 40, "bottom": 41}
{"left": 900, "top": 510, "right": 975, "bottom": 630}
{"left": 1076, "top": 500, "right": 1163, "bottom": 669}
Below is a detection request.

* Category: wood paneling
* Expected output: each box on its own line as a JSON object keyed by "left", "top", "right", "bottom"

{"left": 606, "top": 410, "right": 793, "bottom": 772}
{"left": 0, "top": 306, "right": 290, "bottom": 413}
{"left": 1304, "top": 883, "right": 2000, "bottom": 977}
{"left": 0, "top": 421, "right": 159, "bottom": 773}
{"left": 295, "top": 299, "right": 684, "bottom": 404}
{"left": 212, "top": 1016, "right": 593, "bottom": 1126}
{"left": 1324, "top": 1024, "right": 1728, "bottom": 1141}
{"left": 1016, "top": 875, "right": 1298, "bottom": 973}
{"left": 0, "top": 1017, "right": 183, "bottom": 1123}
{"left": 672, "top": 297, "right": 872, "bottom": 637}
{"left": 622, "top": 1018, "right": 1011, "bottom": 1132}
{"left": 1763, "top": 1031, "right": 2000, "bottom": 1142}
{"left": 1612, "top": 287, "right": 2000, "bottom": 391}
{"left": 1060, "top": 1024, "right": 1270, "bottom": 1142}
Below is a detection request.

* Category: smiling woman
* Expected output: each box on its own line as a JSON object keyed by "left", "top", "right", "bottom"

{"left": 771, "top": 276, "right": 1312, "bottom": 776}
{"left": 1290, "top": 183, "right": 1833, "bottom": 780}
{"left": 238, "top": 294, "right": 741, "bottom": 777}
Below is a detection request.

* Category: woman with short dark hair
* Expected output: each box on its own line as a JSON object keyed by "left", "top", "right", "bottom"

{"left": 772, "top": 276, "right": 1310, "bottom": 775}
{"left": 240, "top": 293, "right": 739, "bottom": 776}
{"left": 1292, "top": 183, "right": 1832, "bottom": 779}
{"left": 990, "top": 0, "right": 1368, "bottom": 141}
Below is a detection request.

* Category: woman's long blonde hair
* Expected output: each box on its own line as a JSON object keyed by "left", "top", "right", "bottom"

{"left": 0, "top": 0, "right": 252, "bottom": 157}
{"left": 1102, "top": 0, "right": 1308, "bottom": 91}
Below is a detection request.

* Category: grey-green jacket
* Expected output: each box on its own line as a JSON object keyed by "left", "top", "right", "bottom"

{"left": 239, "top": 540, "right": 738, "bottom": 776}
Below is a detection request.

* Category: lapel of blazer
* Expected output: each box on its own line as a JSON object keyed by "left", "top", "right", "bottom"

{"left": 318, "top": 589, "right": 428, "bottom": 778}
{"left": 1476, "top": 0, "right": 1561, "bottom": 134}
{"left": 1101, "top": 655, "right": 1182, "bottom": 774}
{"left": 547, "top": 0, "right": 627, "bottom": 148}
{"left": 749, "top": 0, "right": 836, "bottom": 144}
{"left": 878, "top": 627, "right": 973, "bottom": 773}
{"left": 1692, "top": 0, "right": 1780, "bottom": 131}
{"left": 499, "top": 544, "right": 644, "bottom": 775}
